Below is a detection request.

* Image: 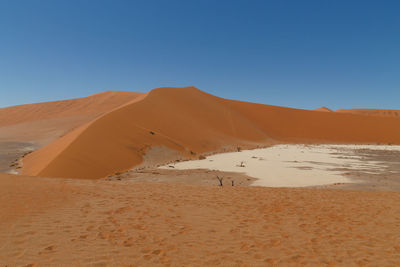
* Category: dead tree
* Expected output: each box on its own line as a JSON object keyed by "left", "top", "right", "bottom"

{"left": 216, "top": 176, "right": 223, "bottom": 186}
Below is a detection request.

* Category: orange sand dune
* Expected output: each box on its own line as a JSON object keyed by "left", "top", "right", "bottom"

{"left": 22, "top": 86, "right": 400, "bottom": 179}
{"left": 0, "top": 91, "right": 143, "bottom": 127}
{"left": 0, "top": 91, "right": 143, "bottom": 145}
{"left": 1, "top": 173, "right": 400, "bottom": 266}
{"left": 337, "top": 108, "right": 400, "bottom": 118}
{"left": 314, "top": 106, "right": 333, "bottom": 112}
{"left": 223, "top": 98, "right": 400, "bottom": 143}
{"left": 23, "top": 87, "right": 268, "bottom": 178}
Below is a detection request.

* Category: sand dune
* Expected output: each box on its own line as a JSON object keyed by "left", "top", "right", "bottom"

{"left": 314, "top": 106, "right": 333, "bottom": 112}
{"left": 0, "top": 91, "right": 143, "bottom": 146}
{"left": 223, "top": 97, "right": 400, "bottom": 143}
{"left": 3, "top": 88, "right": 400, "bottom": 266}
{"left": 22, "top": 86, "right": 400, "bottom": 179}
{"left": 0, "top": 91, "right": 143, "bottom": 127}
{"left": 1, "top": 173, "right": 400, "bottom": 266}
{"left": 337, "top": 108, "right": 400, "bottom": 118}
{"left": 0, "top": 91, "right": 144, "bottom": 173}
{"left": 22, "top": 87, "right": 270, "bottom": 178}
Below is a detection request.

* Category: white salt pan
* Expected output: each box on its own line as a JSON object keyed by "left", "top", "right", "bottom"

{"left": 160, "top": 144, "right": 400, "bottom": 187}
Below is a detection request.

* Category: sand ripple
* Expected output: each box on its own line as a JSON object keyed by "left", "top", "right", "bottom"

{"left": 1, "top": 174, "right": 400, "bottom": 266}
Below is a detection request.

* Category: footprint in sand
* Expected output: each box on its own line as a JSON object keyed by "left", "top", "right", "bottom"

{"left": 39, "top": 245, "right": 56, "bottom": 255}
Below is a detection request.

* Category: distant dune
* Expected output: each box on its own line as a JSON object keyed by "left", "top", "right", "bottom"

{"left": 314, "top": 107, "right": 333, "bottom": 112}
{"left": 337, "top": 108, "right": 400, "bottom": 118}
{"left": 0, "top": 91, "right": 143, "bottom": 145}
{"left": 0, "top": 91, "right": 143, "bottom": 127}
{"left": 20, "top": 87, "right": 400, "bottom": 179}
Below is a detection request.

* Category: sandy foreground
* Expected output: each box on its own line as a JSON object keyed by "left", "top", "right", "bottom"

{"left": 1, "top": 173, "right": 400, "bottom": 266}
{"left": 160, "top": 145, "right": 400, "bottom": 187}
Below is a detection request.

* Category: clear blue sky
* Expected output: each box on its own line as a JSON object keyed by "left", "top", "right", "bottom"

{"left": 1, "top": 0, "right": 399, "bottom": 110}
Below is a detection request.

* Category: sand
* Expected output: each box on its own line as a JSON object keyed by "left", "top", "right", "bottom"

{"left": 0, "top": 91, "right": 144, "bottom": 173}
{"left": 19, "top": 87, "right": 400, "bottom": 179}
{"left": 314, "top": 107, "right": 333, "bottom": 112}
{"left": 2, "top": 88, "right": 400, "bottom": 266}
{"left": 0, "top": 90, "right": 144, "bottom": 147}
{"left": 0, "top": 141, "right": 35, "bottom": 174}
{"left": 337, "top": 108, "right": 400, "bottom": 118}
{"left": 1, "top": 173, "right": 400, "bottom": 266}
{"left": 108, "top": 168, "right": 257, "bottom": 187}
{"left": 160, "top": 144, "right": 400, "bottom": 187}
{"left": 0, "top": 91, "right": 144, "bottom": 128}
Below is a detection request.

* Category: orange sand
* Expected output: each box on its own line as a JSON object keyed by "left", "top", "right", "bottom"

{"left": 0, "top": 91, "right": 143, "bottom": 127}
{"left": 3, "top": 87, "right": 400, "bottom": 266}
{"left": 21, "top": 87, "right": 400, "bottom": 179}
{"left": 314, "top": 107, "right": 333, "bottom": 112}
{"left": 337, "top": 108, "right": 400, "bottom": 118}
{"left": 0, "top": 91, "right": 143, "bottom": 145}
{"left": 1, "top": 173, "right": 400, "bottom": 266}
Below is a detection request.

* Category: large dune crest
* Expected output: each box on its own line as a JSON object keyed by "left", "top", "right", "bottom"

{"left": 21, "top": 87, "right": 400, "bottom": 179}
{"left": 22, "top": 87, "right": 270, "bottom": 179}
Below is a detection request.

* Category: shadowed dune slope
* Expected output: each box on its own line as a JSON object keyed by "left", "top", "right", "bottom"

{"left": 22, "top": 87, "right": 400, "bottom": 179}
{"left": 337, "top": 108, "right": 400, "bottom": 118}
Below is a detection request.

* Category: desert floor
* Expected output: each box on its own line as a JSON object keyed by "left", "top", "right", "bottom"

{"left": 159, "top": 145, "right": 400, "bottom": 187}
{"left": 1, "top": 146, "right": 400, "bottom": 266}
{"left": 1, "top": 173, "right": 400, "bottom": 266}
{"left": 0, "top": 141, "right": 36, "bottom": 174}
{"left": 114, "top": 145, "right": 400, "bottom": 192}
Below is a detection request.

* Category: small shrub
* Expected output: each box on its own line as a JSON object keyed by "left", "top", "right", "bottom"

{"left": 216, "top": 176, "right": 223, "bottom": 186}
